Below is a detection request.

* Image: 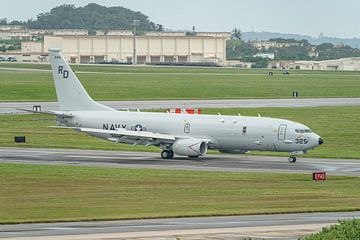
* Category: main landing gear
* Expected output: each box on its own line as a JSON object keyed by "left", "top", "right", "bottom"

{"left": 288, "top": 156, "right": 297, "bottom": 163}
{"left": 161, "top": 150, "right": 174, "bottom": 159}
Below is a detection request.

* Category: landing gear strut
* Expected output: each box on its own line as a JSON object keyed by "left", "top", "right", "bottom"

{"left": 161, "top": 150, "right": 174, "bottom": 159}
{"left": 288, "top": 156, "right": 297, "bottom": 163}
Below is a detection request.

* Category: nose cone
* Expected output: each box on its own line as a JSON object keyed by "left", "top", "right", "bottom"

{"left": 318, "top": 137, "right": 324, "bottom": 145}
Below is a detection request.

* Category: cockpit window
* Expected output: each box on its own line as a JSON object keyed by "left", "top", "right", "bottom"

{"left": 295, "top": 129, "right": 312, "bottom": 133}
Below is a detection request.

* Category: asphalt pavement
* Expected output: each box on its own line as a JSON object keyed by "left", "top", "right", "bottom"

{"left": 1, "top": 211, "right": 359, "bottom": 239}
{"left": 0, "top": 147, "right": 359, "bottom": 176}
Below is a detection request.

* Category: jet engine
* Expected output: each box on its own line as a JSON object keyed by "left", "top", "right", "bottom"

{"left": 172, "top": 138, "right": 208, "bottom": 157}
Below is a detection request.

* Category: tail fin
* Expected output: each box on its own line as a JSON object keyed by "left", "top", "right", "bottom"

{"left": 49, "top": 48, "right": 113, "bottom": 111}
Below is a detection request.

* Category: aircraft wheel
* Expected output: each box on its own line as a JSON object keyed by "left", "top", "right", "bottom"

{"left": 288, "top": 156, "right": 297, "bottom": 163}
{"left": 168, "top": 150, "right": 174, "bottom": 159}
{"left": 161, "top": 150, "right": 174, "bottom": 159}
{"left": 161, "top": 150, "right": 169, "bottom": 159}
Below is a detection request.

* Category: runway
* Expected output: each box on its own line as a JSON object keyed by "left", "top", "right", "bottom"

{"left": 0, "top": 147, "right": 360, "bottom": 176}
{"left": 1, "top": 97, "right": 360, "bottom": 114}
{"left": 1, "top": 211, "right": 359, "bottom": 239}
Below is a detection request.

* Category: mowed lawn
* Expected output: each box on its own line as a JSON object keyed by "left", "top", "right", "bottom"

{"left": 1, "top": 163, "right": 360, "bottom": 224}
{"left": 0, "top": 63, "right": 359, "bottom": 101}
{"left": 0, "top": 106, "right": 359, "bottom": 159}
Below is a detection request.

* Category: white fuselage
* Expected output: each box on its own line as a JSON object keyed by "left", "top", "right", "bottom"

{"left": 47, "top": 48, "right": 323, "bottom": 159}
{"left": 59, "top": 111, "right": 321, "bottom": 153}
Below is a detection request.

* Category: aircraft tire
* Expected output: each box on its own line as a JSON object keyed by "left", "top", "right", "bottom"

{"left": 161, "top": 150, "right": 174, "bottom": 159}
{"left": 288, "top": 156, "right": 297, "bottom": 163}
{"left": 168, "top": 150, "right": 174, "bottom": 159}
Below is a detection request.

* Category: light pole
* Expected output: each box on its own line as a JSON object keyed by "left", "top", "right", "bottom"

{"left": 132, "top": 20, "right": 140, "bottom": 65}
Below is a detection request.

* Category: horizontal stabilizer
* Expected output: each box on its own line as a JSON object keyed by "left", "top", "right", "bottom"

{"left": 18, "top": 108, "right": 74, "bottom": 118}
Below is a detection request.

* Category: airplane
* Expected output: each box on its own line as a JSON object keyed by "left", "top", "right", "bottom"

{"left": 27, "top": 48, "right": 324, "bottom": 163}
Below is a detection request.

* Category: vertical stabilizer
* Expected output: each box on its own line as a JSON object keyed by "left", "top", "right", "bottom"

{"left": 49, "top": 48, "right": 113, "bottom": 111}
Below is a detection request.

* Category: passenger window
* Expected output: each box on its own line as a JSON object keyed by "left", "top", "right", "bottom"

{"left": 243, "top": 126, "right": 247, "bottom": 134}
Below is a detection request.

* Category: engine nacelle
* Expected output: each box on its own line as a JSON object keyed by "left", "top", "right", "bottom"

{"left": 172, "top": 138, "right": 208, "bottom": 157}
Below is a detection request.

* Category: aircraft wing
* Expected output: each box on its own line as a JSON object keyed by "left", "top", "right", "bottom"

{"left": 52, "top": 126, "right": 176, "bottom": 143}
{"left": 81, "top": 127, "right": 175, "bottom": 141}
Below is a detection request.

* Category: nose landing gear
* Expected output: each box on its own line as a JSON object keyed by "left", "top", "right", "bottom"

{"left": 288, "top": 156, "right": 297, "bottom": 163}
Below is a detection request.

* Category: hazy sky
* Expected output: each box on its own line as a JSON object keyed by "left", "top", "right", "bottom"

{"left": 1, "top": 0, "right": 359, "bottom": 38}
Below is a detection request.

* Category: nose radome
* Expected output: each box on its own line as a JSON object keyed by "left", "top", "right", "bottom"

{"left": 318, "top": 138, "right": 324, "bottom": 145}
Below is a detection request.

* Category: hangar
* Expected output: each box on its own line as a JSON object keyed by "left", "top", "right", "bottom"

{"left": 21, "top": 31, "right": 230, "bottom": 65}
{"left": 269, "top": 57, "right": 360, "bottom": 71}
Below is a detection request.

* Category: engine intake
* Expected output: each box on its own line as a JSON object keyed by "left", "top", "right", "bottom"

{"left": 172, "top": 138, "right": 208, "bottom": 157}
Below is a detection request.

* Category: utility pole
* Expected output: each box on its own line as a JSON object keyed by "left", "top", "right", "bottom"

{"left": 132, "top": 20, "right": 140, "bottom": 65}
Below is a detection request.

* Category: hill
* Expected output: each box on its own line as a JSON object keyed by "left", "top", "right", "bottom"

{"left": 227, "top": 37, "right": 360, "bottom": 63}
{"left": 242, "top": 31, "right": 360, "bottom": 49}
{"left": 26, "top": 3, "right": 162, "bottom": 32}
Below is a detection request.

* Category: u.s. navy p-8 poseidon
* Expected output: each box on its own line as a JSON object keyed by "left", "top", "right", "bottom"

{"left": 39, "top": 49, "right": 324, "bottom": 162}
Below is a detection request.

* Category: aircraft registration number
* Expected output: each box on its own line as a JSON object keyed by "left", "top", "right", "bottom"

{"left": 295, "top": 139, "right": 309, "bottom": 144}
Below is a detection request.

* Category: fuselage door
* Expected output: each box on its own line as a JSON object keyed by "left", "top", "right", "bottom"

{"left": 278, "top": 124, "right": 287, "bottom": 140}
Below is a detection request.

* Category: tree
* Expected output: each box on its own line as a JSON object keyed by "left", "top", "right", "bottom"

{"left": 0, "top": 18, "right": 7, "bottom": 25}
{"left": 9, "top": 20, "right": 25, "bottom": 25}
{"left": 26, "top": 3, "right": 160, "bottom": 31}
{"left": 155, "top": 24, "right": 164, "bottom": 32}
{"left": 231, "top": 28, "right": 242, "bottom": 40}
{"left": 226, "top": 39, "right": 257, "bottom": 59}
{"left": 316, "top": 43, "right": 334, "bottom": 51}
{"left": 275, "top": 45, "right": 310, "bottom": 60}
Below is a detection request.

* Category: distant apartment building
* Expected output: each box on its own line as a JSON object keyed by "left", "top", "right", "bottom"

{"left": 249, "top": 40, "right": 305, "bottom": 50}
{"left": 10, "top": 29, "right": 88, "bottom": 39}
{"left": 0, "top": 25, "right": 24, "bottom": 31}
{"left": 21, "top": 31, "right": 230, "bottom": 65}
{"left": 0, "top": 26, "right": 89, "bottom": 40}
{"left": 253, "top": 52, "right": 275, "bottom": 59}
{"left": 0, "top": 25, "right": 24, "bottom": 40}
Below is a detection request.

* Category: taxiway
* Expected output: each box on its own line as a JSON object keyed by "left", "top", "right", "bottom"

{"left": 1, "top": 211, "right": 359, "bottom": 239}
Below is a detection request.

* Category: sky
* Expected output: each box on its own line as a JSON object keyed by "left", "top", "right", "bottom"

{"left": 0, "top": 0, "right": 359, "bottom": 38}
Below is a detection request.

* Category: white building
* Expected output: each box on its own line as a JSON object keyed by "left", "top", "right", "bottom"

{"left": 0, "top": 25, "right": 24, "bottom": 40}
{"left": 21, "top": 32, "right": 230, "bottom": 65}
{"left": 249, "top": 40, "right": 305, "bottom": 50}
{"left": 269, "top": 58, "right": 360, "bottom": 71}
{"left": 253, "top": 52, "right": 275, "bottom": 59}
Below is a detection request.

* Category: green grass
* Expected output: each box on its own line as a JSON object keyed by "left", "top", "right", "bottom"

{"left": 302, "top": 219, "right": 360, "bottom": 240}
{"left": 0, "top": 63, "right": 359, "bottom": 101}
{"left": 1, "top": 163, "right": 360, "bottom": 224}
{"left": 0, "top": 106, "right": 359, "bottom": 159}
